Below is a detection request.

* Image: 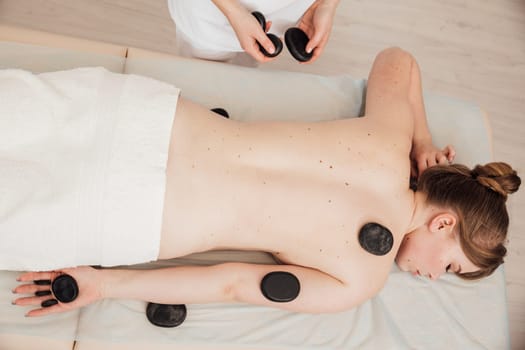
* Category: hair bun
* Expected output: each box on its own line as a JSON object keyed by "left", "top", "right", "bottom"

{"left": 472, "top": 162, "right": 521, "bottom": 198}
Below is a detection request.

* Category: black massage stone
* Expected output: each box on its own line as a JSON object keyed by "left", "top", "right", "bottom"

{"left": 146, "top": 303, "right": 187, "bottom": 328}
{"left": 41, "top": 299, "right": 58, "bottom": 308}
{"left": 284, "top": 27, "right": 313, "bottom": 62}
{"left": 211, "top": 107, "right": 230, "bottom": 119}
{"left": 51, "top": 274, "right": 79, "bottom": 303}
{"left": 260, "top": 271, "right": 300, "bottom": 302}
{"left": 251, "top": 11, "right": 283, "bottom": 58}
{"left": 252, "top": 11, "right": 266, "bottom": 30}
{"left": 34, "top": 279, "right": 51, "bottom": 285}
{"left": 358, "top": 223, "right": 394, "bottom": 256}
{"left": 35, "top": 290, "right": 52, "bottom": 297}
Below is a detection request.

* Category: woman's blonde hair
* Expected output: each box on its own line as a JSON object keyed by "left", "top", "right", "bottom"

{"left": 417, "top": 162, "right": 521, "bottom": 280}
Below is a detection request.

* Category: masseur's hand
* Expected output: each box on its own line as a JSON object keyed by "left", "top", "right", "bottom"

{"left": 296, "top": 0, "right": 340, "bottom": 64}
{"left": 13, "top": 266, "right": 102, "bottom": 317}
{"left": 410, "top": 140, "right": 456, "bottom": 178}
{"left": 214, "top": 1, "right": 276, "bottom": 62}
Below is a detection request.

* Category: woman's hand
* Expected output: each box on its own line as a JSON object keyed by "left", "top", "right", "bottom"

{"left": 410, "top": 140, "right": 456, "bottom": 178}
{"left": 296, "top": 0, "right": 340, "bottom": 64}
{"left": 217, "top": 2, "right": 277, "bottom": 63}
{"left": 12, "top": 266, "right": 103, "bottom": 317}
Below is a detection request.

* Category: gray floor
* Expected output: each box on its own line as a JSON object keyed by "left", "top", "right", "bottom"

{"left": 1, "top": 0, "right": 524, "bottom": 348}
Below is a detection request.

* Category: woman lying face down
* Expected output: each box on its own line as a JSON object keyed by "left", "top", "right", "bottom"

{"left": 9, "top": 47, "right": 520, "bottom": 318}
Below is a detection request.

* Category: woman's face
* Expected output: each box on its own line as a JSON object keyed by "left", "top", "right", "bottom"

{"left": 395, "top": 224, "right": 479, "bottom": 280}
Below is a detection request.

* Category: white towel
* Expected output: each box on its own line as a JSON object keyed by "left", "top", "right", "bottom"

{"left": 0, "top": 67, "right": 180, "bottom": 271}
{"left": 168, "top": 0, "right": 316, "bottom": 52}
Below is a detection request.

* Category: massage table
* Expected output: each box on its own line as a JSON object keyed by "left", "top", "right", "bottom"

{"left": 0, "top": 25, "right": 509, "bottom": 350}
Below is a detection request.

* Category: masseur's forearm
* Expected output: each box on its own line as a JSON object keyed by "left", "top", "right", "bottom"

{"left": 211, "top": 0, "right": 243, "bottom": 18}
{"left": 100, "top": 264, "right": 236, "bottom": 305}
{"left": 315, "top": 0, "right": 341, "bottom": 8}
{"left": 407, "top": 56, "right": 433, "bottom": 145}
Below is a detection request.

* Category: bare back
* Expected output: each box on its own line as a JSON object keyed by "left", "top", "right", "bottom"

{"left": 159, "top": 96, "right": 415, "bottom": 293}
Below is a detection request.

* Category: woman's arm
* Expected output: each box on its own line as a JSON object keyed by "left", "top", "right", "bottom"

{"left": 103, "top": 263, "right": 358, "bottom": 313}
{"left": 365, "top": 47, "right": 416, "bottom": 138}
{"left": 406, "top": 54, "right": 455, "bottom": 177}
{"left": 14, "top": 263, "right": 364, "bottom": 316}
{"left": 365, "top": 47, "right": 455, "bottom": 177}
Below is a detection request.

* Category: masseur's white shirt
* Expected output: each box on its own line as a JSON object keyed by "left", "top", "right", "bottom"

{"left": 168, "top": 0, "right": 316, "bottom": 52}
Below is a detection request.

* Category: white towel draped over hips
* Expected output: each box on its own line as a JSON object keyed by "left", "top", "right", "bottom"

{"left": 0, "top": 68, "right": 180, "bottom": 271}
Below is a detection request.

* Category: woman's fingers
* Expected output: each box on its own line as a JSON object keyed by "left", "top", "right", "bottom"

{"left": 417, "top": 158, "right": 428, "bottom": 176}
{"left": 26, "top": 303, "right": 66, "bottom": 317}
{"left": 413, "top": 143, "right": 457, "bottom": 179}
{"left": 12, "top": 266, "right": 101, "bottom": 317}
{"left": 14, "top": 270, "right": 70, "bottom": 312}
{"left": 437, "top": 154, "right": 448, "bottom": 165}
{"left": 444, "top": 144, "right": 456, "bottom": 162}
{"left": 417, "top": 152, "right": 445, "bottom": 177}
{"left": 22, "top": 299, "right": 68, "bottom": 317}
{"left": 12, "top": 294, "right": 49, "bottom": 307}
{"left": 426, "top": 156, "right": 437, "bottom": 167}
{"left": 13, "top": 278, "right": 59, "bottom": 307}
{"left": 436, "top": 144, "right": 456, "bottom": 165}
{"left": 13, "top": 283, "right": 51, "bottom": 295}
{"left": 17, "top": 271, "right": 59, "bottom": 283}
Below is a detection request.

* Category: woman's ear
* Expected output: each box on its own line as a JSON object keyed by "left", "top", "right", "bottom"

{"left": 429, "top": 213, "right": 457, "bottom": 234}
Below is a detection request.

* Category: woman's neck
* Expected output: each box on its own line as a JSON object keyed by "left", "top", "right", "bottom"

{"left": 406, "top": 191, "right": 434, "bottom": 233}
